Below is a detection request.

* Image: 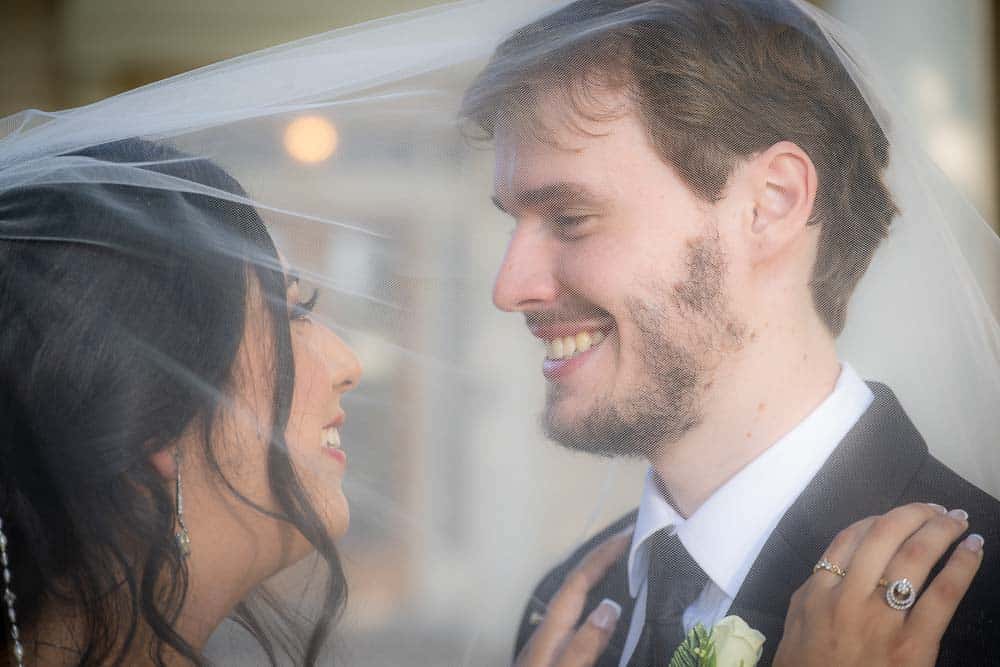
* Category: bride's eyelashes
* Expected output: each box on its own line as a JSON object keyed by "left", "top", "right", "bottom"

{"left": 283, "top": 267, "right": 321, "bottom": 321}
{"left": 290, "top": 288, "right": 320, "bottom": 322}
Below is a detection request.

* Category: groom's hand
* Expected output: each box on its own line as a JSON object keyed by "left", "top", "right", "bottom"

{"left": 514, "top": 527, "right": 632, "bottom": 667}
{"left": 774, "top": 502, "right": 984, "bottom": 667}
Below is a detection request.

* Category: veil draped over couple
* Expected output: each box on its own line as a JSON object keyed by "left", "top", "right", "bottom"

{"left": 1, "top": 0, "right": 998, "bottom": 665}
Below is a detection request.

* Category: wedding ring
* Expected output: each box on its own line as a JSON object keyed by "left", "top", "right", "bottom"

{"left": 884, "top": 577, "right": 917, "bottom": 610}
{"left": 813, "top": 558, "right": 847, "bottom": 578}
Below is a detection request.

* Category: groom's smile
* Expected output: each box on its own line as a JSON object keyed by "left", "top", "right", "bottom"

{"left": 528, "top": 315, "right": 615, "bottom": 381}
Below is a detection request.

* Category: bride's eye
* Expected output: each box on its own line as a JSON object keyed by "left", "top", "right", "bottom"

{"left": 290, "top": 287, "right": 320, "bottom": 322}
{"left": 285, "top": 270, "right": 320, "bottom": 321}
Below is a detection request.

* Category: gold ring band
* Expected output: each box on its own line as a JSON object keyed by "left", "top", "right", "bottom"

{"left": 813, "top": 558, "right": 848, "bottom": 578}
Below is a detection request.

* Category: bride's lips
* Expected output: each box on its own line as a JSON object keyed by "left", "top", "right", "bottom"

{"left": 324, "top": 448, "right": 347, "bottom": 464}
{"left": 322, "top": 413, "right": 347, "bottom": 464}
{"left": 323, "top": 413, "right": 345, "bottom": 430}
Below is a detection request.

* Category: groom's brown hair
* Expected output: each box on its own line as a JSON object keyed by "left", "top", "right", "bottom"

{"left": 461, "top": 0, "right": 898, "bottom": 336}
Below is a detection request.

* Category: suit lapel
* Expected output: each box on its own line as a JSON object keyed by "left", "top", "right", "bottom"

{"left": 730, "top": 383, "right": 932, "bottom": 664}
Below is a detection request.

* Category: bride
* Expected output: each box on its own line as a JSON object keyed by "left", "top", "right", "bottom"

{"left": 0, "top": 0, "right": 996, "bottom": 665}
{"left": 0, "top": 138, "right": 361, "bottom": 664}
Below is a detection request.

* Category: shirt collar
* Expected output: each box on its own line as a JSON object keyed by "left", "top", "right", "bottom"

{"left": 626, "top": 363, "right": 873, "bottom": 599}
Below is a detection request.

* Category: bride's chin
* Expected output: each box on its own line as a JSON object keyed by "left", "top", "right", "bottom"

{"left": 313, "top": 491, "right": 351, "bottom": 543}
{"left": 326, "top": 502, "right": 350, "bottom": 542}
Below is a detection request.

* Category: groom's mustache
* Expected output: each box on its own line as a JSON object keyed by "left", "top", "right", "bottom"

{"left": 525, "top": 308, "right": 613, "bottom": 329}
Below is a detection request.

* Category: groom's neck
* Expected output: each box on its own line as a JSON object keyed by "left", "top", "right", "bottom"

{"left": 651, "top": 327, "right": 840, "bottom": 518}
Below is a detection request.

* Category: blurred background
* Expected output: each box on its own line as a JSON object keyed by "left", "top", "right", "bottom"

{"left": 2, "top": 1, "right": 998, "bottom": 665}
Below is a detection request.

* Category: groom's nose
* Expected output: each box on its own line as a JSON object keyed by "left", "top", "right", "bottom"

{"left": 493, "top": 222, "right": 559, "bottom": 313}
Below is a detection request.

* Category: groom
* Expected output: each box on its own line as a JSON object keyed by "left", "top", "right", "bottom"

{"left": 461, "top": 1, "right": 1000, "bottom": 665}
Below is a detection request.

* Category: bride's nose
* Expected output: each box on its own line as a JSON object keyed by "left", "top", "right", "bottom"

{"left": 322, "top": 327, "right": 362, "bottom": 392}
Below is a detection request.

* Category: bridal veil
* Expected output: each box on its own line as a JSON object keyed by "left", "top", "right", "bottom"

{"left": 1, "top": 0, "right": 997, "bottom": 663}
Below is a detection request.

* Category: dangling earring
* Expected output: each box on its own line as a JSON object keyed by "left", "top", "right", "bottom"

{"left": 174, "top": 450, "right": 191, "bottom": 559}
{"left": 0, "top": 518, "right": 25, "bottom": 666}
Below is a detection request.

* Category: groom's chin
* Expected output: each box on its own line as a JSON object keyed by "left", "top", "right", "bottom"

{"left": 540, "top": 405, "right": 644, "bottom": 459}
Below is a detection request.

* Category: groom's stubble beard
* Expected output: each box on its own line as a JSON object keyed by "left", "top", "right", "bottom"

{"left": 542, "top": 227, "right": 746, "bottom": 458}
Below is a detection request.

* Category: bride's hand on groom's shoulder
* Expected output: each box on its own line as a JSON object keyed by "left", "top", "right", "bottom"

{"left": 514, "top": 528, "right": 632, "bottom": 667}
{"left": 774, "top": 502, "right": 984, "bottom": 667}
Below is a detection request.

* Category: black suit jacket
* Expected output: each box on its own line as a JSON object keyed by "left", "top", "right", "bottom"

{"left": 513, "top": 384, "right": 1000, "bottom": 666}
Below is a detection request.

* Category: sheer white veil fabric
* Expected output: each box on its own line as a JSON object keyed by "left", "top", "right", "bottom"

{"left": 1, "top": 0, "right": 997, "bottom": 664}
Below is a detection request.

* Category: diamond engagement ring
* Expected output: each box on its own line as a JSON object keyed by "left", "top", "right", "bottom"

{"left": 883, "top": 577, "right": 918, "bottom": 610}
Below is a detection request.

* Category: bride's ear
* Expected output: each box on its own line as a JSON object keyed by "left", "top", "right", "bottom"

{"left": 149, "top": 447, "right": 178, "bottom": 480}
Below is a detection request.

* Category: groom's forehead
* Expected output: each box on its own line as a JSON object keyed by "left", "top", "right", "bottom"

{"left": 492, "top": 87, "right": 636, "bottom": 170}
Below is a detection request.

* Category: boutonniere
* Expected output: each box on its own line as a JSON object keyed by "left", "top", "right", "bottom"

{"left": 669, "top": 616, "right": 766, "bottom": 667}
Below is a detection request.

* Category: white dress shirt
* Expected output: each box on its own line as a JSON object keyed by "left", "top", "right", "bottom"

{"left": 618, "top": 363, "right": 873, "bottom": 667}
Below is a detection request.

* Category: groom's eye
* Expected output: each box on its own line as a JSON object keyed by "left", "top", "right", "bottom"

{"left": 550, "top": 212, "right": 595, "bottom": 239}
{"left": 553, "top": 214, "right": 591, "bottom": 227}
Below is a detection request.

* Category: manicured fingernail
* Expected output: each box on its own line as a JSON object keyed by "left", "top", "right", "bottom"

{"left": 927, "top": 503, "right": 947, "bottom": 513}
{"left": 589, "top": 599, "right": 622, "bottom": 630}
{"left": 961, "top": 534, "right": 984, "bottom": 553}
{"left": 948, "top": 509, "right": 968, "bottom": 521}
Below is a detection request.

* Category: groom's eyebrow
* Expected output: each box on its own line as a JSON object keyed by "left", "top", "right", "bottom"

{"left": 492, "top": 182, "right": 606, "bottom": 214}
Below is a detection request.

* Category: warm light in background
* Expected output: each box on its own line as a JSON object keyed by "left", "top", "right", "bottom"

{"left": 284, "top": 115, "right": 339, "bottom": 163}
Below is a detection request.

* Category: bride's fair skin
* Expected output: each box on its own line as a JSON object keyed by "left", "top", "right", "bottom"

{"left": 27, "top": 272, "right": 362, "bottom": 664}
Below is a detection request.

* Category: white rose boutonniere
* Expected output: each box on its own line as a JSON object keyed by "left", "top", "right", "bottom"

{"left": 711, "top": 616, "right": 765, "bottom": 666}
{"left": 668, "top": 615, "right": 765, "bottom": 667}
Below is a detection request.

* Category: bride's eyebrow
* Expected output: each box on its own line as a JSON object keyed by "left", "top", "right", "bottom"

{"left": 284, "top": 268, "right": 301, "bottom": 290}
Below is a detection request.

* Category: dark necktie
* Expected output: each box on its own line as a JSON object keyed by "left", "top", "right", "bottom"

{"left": 628, "top": 528, "right": 709, "bottom": 667}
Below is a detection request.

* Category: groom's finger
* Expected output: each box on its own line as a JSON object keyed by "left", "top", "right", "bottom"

{"left": 553, "top": 599, "right": 622, "bottom": 667}
{"left": 516, "top": 527, "right": 632, "bottom": 667}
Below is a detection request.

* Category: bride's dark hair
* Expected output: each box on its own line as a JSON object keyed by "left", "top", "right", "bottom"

{"left": 0, "top": 139, "right": 345, "bottom": 665}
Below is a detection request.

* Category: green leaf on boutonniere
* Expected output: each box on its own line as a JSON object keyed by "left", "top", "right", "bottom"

{"left": 668, "top": 623, "right": 717, "bottom": 667}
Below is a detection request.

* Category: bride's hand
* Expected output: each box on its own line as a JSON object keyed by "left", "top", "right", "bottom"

{"left": 774, "top": 502, "right": 984, "bottom": 667}
{"left": 515, "top": 528, "right": 631, "bottom": 667}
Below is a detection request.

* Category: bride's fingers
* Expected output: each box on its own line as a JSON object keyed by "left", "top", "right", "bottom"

{"left": 811, "top": 516, "right": 877, "bottom": 589}
{"left": 553, "top": 599, "right": 622, "bottom": 667}
{"left": 878, "top": 509, "right": 969, "bottom": 595}
{"left": 841, "top": 503, "right": 946, "bottom": 596}
{"left": 907, "top": 534, "right": 985, "bottom": 640}
{"left": 516, "top": 527, "right": 632, "bottom": 667}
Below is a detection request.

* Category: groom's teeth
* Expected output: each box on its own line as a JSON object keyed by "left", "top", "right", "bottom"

{"left": 322, "top": 427, "right": 341, "bottom": 449}
{"left": 563, "top": 336, "right": 576, "bottom": 356}
{"left": 544, "top": 330, "right": 607, "bottom": 360}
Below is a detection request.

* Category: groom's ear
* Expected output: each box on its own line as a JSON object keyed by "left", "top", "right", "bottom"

{"left": 743, "top": 141, "right": 817, "bottom": 265}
